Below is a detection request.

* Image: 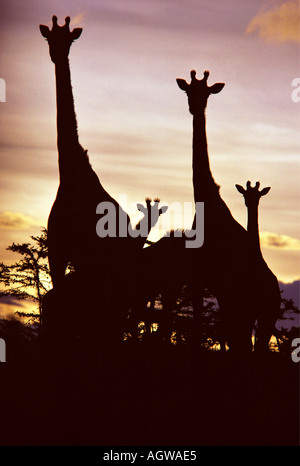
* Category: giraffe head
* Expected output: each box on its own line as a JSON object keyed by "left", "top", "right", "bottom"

{"left": 40, "top": 16, "right": 82, "bottom": 63}
{"left": 236, "top": 181, "right": 271, "bottom": 208}
{"left": 176, "top": 70, "right": 225, "bottom": 115}
{"left": 137, "top": 198, "right": 168, "bottom": 229}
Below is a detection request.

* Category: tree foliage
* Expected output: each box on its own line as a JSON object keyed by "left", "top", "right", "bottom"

{"left": 0, "top": 227, "right": 299, "bottom": 353}
{"left": 273, "top": 294, "right": 300, "bottom": 355}
{"left": 0, "top": 228, "right": 51, "bottom": 326}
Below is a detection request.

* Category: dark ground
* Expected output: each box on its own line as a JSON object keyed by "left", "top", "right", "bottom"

{"left": 0, "top": 338, "right": 299, "bottom": 447}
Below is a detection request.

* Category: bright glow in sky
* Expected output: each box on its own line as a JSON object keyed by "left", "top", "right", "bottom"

{"left": 0, "top": 0, "right": 299, "bottom": 294}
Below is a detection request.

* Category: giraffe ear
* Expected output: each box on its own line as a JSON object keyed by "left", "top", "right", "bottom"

{"left": 209, "top": 83, "right": 225, "bottom": 94}
{"left": 71, "top": 28, "right": 83, "bottom": 40}
{"left": 159, "top": 206, "right": 168, "bottom": 215}
{"left": 40, "top": 24, "right": 50, "bottom": 38}
{"left": 176, "top": 79, "right": 189, "bottom": 91}
{"left": 235, "top": 184, "right": 245, "bottom": 194}
{"left": 136, "top": 203, "right": 144, "bottom": 212}
{"left": 260, "top": 187, "right": 271, "bottom": 196}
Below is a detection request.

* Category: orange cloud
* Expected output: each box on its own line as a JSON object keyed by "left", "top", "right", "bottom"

{"left": 0, "top": 212, "right": 40, "bottom": 230}
{"left": 260, "top": 231, "right": 300, "bottom": 250}
{"left": 246, "top": 0, "right": 300, "bottom": 43}
{"left": 71, "top": 12, "right": 87, "bottom": 27}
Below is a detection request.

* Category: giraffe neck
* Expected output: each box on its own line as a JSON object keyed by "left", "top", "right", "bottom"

{"left": 247, "top": 204, "right": 262, "bottom": 258}
{"left": 191, "top": 112, "right": 246, "bottom": 239}
{"left": 54, "top": 58, "right": 82, "bottom": 178}
{"left": 192, "top": 113, "right": 217, "bottom": 202}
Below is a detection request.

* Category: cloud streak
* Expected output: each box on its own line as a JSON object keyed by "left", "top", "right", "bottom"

{"left": 246, "top": 0, "right": 300, "bottom": 43}
{"left": 0, "top": 212, "right": 40, "bottom": 230}
{"left": 0, "top": 296, "right": 25, "bottom": 308}
{"left": 261, "top": 231, "right": 300, "bottom": 250}
{"left": 70, "top": 11, "right": 87, "bottom": 27}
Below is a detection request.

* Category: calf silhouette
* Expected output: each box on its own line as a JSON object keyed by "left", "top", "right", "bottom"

{"left": 235, "top": 181, "right": 281, "bottom": 352}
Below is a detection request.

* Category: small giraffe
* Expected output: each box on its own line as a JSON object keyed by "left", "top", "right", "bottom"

{"left": 127, "top": 198, "right": 168, "bottom": 337}
{"left": 136, "top": 198, "right": 168, "bottom": 238}
{"left": 236, "top": 181, "right": 281, "bottom": 352}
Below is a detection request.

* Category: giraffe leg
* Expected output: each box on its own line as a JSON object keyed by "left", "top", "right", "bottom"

{"left": 191, "top": 279, "right": 204, "bottom": 346}
{"left": 217, "top": 306, "right": 228, "bottom": 352}
{"left": 255, "top": 311, "right": 278, "bottom": 354}
{"left": 159, "top": 291, "right": 174, "bottom": 343}
{"left": 223, "top": 302, "right": 254, "bottom": 355}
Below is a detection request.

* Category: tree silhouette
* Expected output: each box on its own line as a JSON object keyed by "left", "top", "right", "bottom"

{"left": 0, "top": 228, "right": 50, "bottom": 327}
{"left": 172, "top": 285, "right": 222, "bottom": 348}
{"left": 0, "top": 227, "right": 298, "bottom": 355}
{"left": 273, "top": 294, "right": 300, "bottom": 356}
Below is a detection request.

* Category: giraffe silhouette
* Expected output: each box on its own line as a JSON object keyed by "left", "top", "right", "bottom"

{"left": 128, "top": 229, "right": 188, "bottom": 342}
{"left": 39, "top": 16, "right": 166, "bottom": 347}
{"left": 176, "top": 69, "right": 280, "bottom": 352}
{"left": 235, "top": 181, "right": 281, "bottom": 352}
{"left": 135, "top": 198, "right": 168, "bottom": 239}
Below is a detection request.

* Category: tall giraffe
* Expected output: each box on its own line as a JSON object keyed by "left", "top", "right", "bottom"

{"left": 39, "top": 16, "right": 126, "bottom": 289}
{"left": 235, "top": 181, "right": 281, "bottom": 352}
{"left": 176, "top": 69, "right": 277, "bottom": 352}
{"left": 130, "top": 71, "right": 241, "bottom": 346}
{"left": 39, "top": 16, "right": 165, "bottom": 283}
{"left": 39, "top": 16, "right": 166, "bottom": 345}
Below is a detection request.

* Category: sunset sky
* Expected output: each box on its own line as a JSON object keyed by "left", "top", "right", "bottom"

{"left": 0, "top": 0, "right": 299, "bottom": 317}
